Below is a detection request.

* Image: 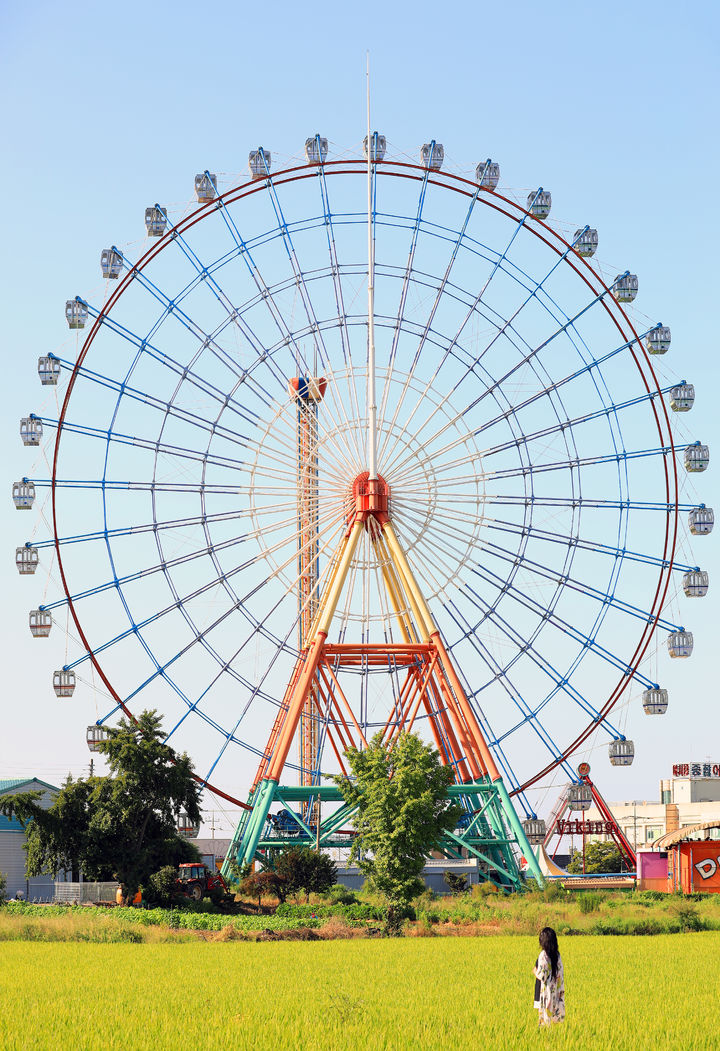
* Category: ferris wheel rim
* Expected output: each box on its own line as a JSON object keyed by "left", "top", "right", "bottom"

{"left": 48, "top": 155, "right": 680, "bottom": 800}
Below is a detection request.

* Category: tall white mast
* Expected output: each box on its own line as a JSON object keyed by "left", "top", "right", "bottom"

{"left": 366, "top": 52, "right": 378, "bottom": 481}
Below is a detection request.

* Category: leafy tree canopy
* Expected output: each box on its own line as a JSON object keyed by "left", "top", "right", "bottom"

{"left": 567, "top": 841, "right": 623, "bottom": 875}
{"left": 334, "top": 732, "right": 462, "bottom": 915}
{"left": 274, "top": 847, "right": 337, "bottom": 902}
{"left": 0, "top": 710, "right": 201, "bottom": 901}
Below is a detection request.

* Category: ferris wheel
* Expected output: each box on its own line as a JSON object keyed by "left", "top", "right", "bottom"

{"left": 15, "top": 133, "right": 712, "bottom": 884}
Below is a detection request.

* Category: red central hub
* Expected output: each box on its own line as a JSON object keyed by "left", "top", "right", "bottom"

{"left": 346, "top": 471, "right": 391, "bottom": 530}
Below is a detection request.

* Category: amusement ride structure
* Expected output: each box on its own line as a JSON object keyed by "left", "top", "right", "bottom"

{"left": 15, "top": 125, "right": 712, "bottom": 889}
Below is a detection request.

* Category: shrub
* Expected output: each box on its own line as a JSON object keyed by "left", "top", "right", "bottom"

{"left": 542, "top": 880, "right": 563, "bottom": 902}
{"left": 325, "top": 884, "right": 358, "bottom": 906}
{"left": 0, "top": 871, "right": 6, "bottom": 905}
{"left": 240, "top": 870, "right": 287, "bottom": 907}
{"left": 443, "top": 871, "right": 468, "bottom": 895}
{"left": 147, "top": 865, "right": 179, "bottom": 907}
{"left": 671, "top": 902, "right": 704, "bottom": 932}
{"left": 578, "top": 892, "right": 604, "bottom": 914}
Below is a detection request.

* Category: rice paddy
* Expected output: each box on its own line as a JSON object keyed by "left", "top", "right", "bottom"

{"left": 1, "top": 934, "right": 719, "bottom": 1050}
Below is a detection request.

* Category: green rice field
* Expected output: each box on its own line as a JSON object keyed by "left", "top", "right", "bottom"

{"left": 1, "top": 934, "right": 719, "bottom": 1050}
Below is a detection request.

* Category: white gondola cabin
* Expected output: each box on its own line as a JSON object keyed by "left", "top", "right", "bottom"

{"left": 667, "top": 630, "right": 693, "bottom": 658}
{"left": 646, "top": 326, "right": 671, "bottom": 354}
{"left": 16, "top": 546, "right": 38, "bottom": 574}
{"left": 613, "top": 274, "right": 638, "bottom": 303}
{"left": 568, "top": 784, "right": 592, "bottom": 811}
{"left": 688, "top": 506, "right": 714, "bottom": 536}
{"left": 29, "top": 609, "right": 51, "bottom": 638}
{"left": 684, "top": 442, "right": 709, "bottom": 472}
{"left": 12, "top": 481, "right": 35, "bottom": 510}
{"left": 363, "top": 134, "right": 386, "bottom": 162}
{"left": 177, "top": 813, "right": 200, "bottom": 838}
{"left": 87, "top": 725, "right": 111, "bottom": 752}
{"left": 20, "top": 417, "right": 42, "bottom": 446}
{"left": 100, "top": 248, "right": 123, "bottom": 280}
{"left": 669, "top": 383, "right": 694, "bottom": 412}
{"left": 476, "top": 160, "right": 500, "bottom": 189}
{"left": 249, "top": 150, "right": 270, "bottom": 180}
{"left": 420, "top": 142, "right": 444, "bottom": 170}
{"left": 194, "top": 173, "right": 217, "bottom": 202}
{"left": 609, "top": 740, "right": 635, "bottom": 766}
{"left": 65, "top": 300, "right": 88, "bottom": 329}
{"left": 145, "top": 206, "right": 167, "bottom": 237}
{"left": 38, "top": 356, "right": 60, "bottom": 385}
{"left": 522, "top": 818, "right": 546, "bottom": 844}
{"left": 683, "top": 570, "right": 709, "bottom": 597}
{"left": 573, "top": 228, "right": 598, "bottom": 257}
{"left": 304, "top": 136, "right": 328, "bottom": 165}
{"left": 642, "top": 688, "right": 668, "bottom": 715}
{"left": 53, "top": 669, "right": 76, "bottom": 698}
{"left": 527, "top": 190, "right": 551, "bottom": 218}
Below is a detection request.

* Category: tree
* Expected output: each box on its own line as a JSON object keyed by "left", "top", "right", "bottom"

{"left": 567, "top": 841, "right": 623, "bottom": 874}
{"left": 334, "top": 732, "right": 462, "bottom": 926}
{"left": 0, "top": 710, "right": 202, "bottom": 903}
{"left": 240, "top": 870, "right": 288, "bottom": 909}
{"left": 275, "top": 847, "right": 337, "bottom": 902}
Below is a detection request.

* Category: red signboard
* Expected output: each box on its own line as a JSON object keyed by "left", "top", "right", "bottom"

{"left": 672, "top": 843, "right": 720, "bottom": 894}
{"left": 672, "top": 763, "right": 720, "bottom": 778}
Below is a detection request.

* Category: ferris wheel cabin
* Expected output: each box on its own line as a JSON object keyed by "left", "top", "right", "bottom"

{"left": 65, "top": 300, "right": 88, "bottom": 329}
{"left": 420, "top": 142, "right": 444, "bottom": 170}
{"left": 249, "top": 150, "right": 271, "bottom": 180}
{"left": 100, "top": 248, "right": 123, "bottom": 280}
{"left": 20, "top": 417, "right": 42, "bottom": 447}
{"left": 613, "top": 274, "right": 638, "bottom": 303}
{"left": 476, "top": 160, "right": 500, "bottom": 190}
{"left": 53, "top": 669, "right": 76, "bottom": 698}
{"left": 145, "top": 206, "right": 167, "bottom": 238}
{"left": 568, "top": 784, "right": 592, "bottom": 811}
{"left": 683, "top": 570, "right": 709, "bottom": 597}
{"left": 684, "top": 443, "right": 709, "bottom": 472}
{"left": 522, "top": 818, "right": 547, "bottom": 844}
{"left": 527, "top": 189, "right": 552, "bottom": 218}
{"left": 86, "top": 725, "right": 111, "bottom": 752}
{"left": 363, "top": 134, "right": 386, "bottom": 161}
{"left": 37, "top": 356, "right": 60, "bottom": 385}
{"left": 667, "top": 630, "right": 693, "bottom": 658}
{"left": 647, "top": 325, "right": 671, "bottom": 354}
{"left": 304, "top": 136, "right": 328, "bottom": 165}
{"left": 642, "top": 688, "right": 669, "bottom": 715}
{"left": 688, "top": 506, "right": 714, "bottom": 535}
{"left": 15, "top": 546, "right": 38, "bottom": 575}
{"left": 29, "top": 609, "right": 52, "bottom": 638}
{"left": 574, "top": 228, "right": 598, "bottom": 257}
{"left": 609, "top": 740, "right": 635, "bottom": 766}
{"left": 12, "top": 481, "right": 35, "bottom": 510}
{"left": 194, "top": 173, "right": 217, "bottom": 202}
{"left": 670, "top": 383, "right": 695, "bottom": 412}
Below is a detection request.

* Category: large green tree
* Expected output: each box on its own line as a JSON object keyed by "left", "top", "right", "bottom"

{"left": 567, "top": 841, "right": 623, "bottom": 874}
{"left": 335, "top": 732, "right": 462, "bottom": 924}
{"left": 0, "top": 711, "right": 201, "bottom": 902}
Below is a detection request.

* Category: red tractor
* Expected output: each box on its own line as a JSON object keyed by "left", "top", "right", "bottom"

{"left": 175, "top": 863, "right": 231, "bottom": 905}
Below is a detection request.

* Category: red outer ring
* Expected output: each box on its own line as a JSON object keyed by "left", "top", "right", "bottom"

{"left": 51, "top": 159, "right": 678, "bottom": 804}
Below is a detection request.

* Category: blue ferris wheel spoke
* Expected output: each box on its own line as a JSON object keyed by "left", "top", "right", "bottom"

{"left": 478, "top": 383, "right": 679, "bottom": 462}
{"left": 34, "top": 414, "right": 249, "bottom": 470}
{"left": 484, "top": 443, "right": 673, "bottom": 483}
{"left": 480, "top": 517, "right": 697, "bottom": 575}
{"left": 29, "top": 509, "right": 246, "bottom": 551}
{"left": 442, "top": 601, "right": 579, "bottom": 792}
{"left": 79, "top": 299, "right": 273, "bottom": 428}
{"left": 49, "top": 354, "right": 261, "bottom": 447}
{"left": 462, "top": 552, "right": 658, "bottom": 690}
{"left": 469, "top": 528, "right": 682, "bottom": 632}
{"left": 484, "top": 494, "right": 694, "bottom": 513}
{"left": 449, "top": 584, "right": 629, "bottom": 735}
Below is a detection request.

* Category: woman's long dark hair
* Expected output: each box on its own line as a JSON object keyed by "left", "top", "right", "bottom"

{"left": 539, "top": 927, "right": 560, "bottom": 979}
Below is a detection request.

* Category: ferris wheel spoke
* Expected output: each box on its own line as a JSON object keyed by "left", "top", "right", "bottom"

{"left": 467, "top": 526, "right": 681, "bottom": 633}
{"left": 80, "top": 299, "right": 278, "bottom": 431}
{"left": 480, "top": 516, "right": 696, "bottom": 574}
{"left": 450, "top": 584, "right": 626, "bottom": 733}
{"left": 31, "top": 508, "right": 247, "bottom": 550}
{"left": 462, "top": 552, "right": 658, "bottom": 688}
{"left": 41, "top": 500, "right": 343, "bottom": 614}
{"left": 259, "top": 160, "right": 365, "bottom": 465}
{"left": 443, "top": 601, "right": 585, "bottom": 781}
{"left": 379, "top": 213, "right": 584, "bottom": 471}
{"left": 315, "top": 154, "right": 364, "bottom": 428}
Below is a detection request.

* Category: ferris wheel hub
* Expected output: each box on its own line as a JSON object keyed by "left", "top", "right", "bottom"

{"left": 345, "top": 471, "right": 391, "bottom": 530}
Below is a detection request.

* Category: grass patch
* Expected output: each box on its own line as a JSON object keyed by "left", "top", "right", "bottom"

{"left": 0, "top": 935, "right": 718, "bottom": 1049}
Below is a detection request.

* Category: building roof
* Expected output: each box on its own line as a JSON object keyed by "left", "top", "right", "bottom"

{"left": 653, "top": 820, "right": 720, "bottom": 850}
{"left": 0, "top": 778, "right": 58, "bottom": 795}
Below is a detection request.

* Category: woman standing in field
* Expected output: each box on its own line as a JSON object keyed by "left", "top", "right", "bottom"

{"left": 533, "top": 927, "right": 565, "bottom": 1026}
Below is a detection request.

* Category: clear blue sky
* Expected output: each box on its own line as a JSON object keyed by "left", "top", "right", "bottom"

{"left": 2, "top": 0, "right": 718, "bottom": 831}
